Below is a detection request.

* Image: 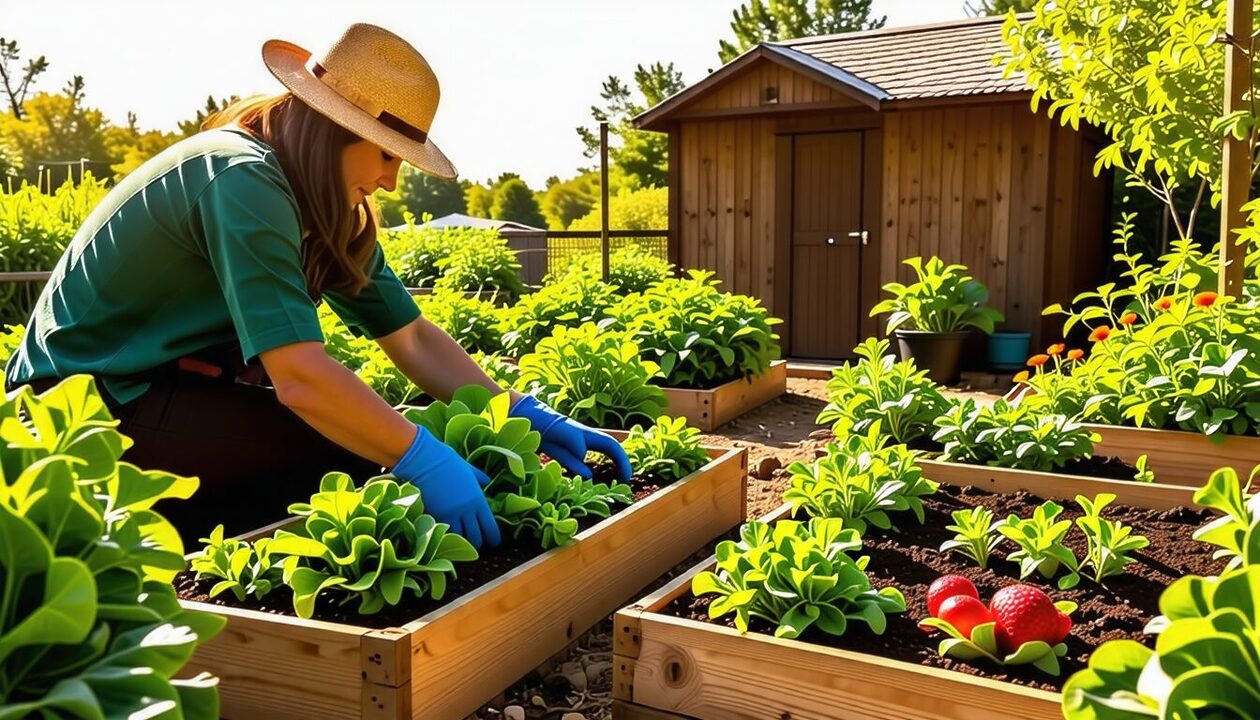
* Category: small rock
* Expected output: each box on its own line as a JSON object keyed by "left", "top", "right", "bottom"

{"left": 752, "top": 456, "right": 781, "bottom": 479}
{"left": 530, "top": 696, "right": 545, "bottom": 707}
{"left": 585, "top": 660, "right": 612, "bottom": 684}
{"left": 504, "top": 706, "right": 525, "bottom": 720}
{"left": 809, "top": 429, "right": 832, "bottom": 440}
{"left": 561, "top": 714, "right": 587, "bottom": 720}
{"left": 564, "top": 670, "right": 588, "bottom": 691}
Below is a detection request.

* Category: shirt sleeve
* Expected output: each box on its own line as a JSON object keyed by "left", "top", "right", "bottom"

{"left": 191, "top": 160, "right": 324, "bottom": 362}
{"left": 323, "top": 242, "right": 421, "bottom": 339}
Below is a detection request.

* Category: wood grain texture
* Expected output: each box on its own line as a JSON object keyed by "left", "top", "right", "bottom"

{"left": 1089, "top": 424, "right": 1260, "bottom": 489}
{"left": 919, "top": 459, "right": 1197, "bottom": 510}
{"left": 659, "top": 361, "right": 789, "bottom": 431}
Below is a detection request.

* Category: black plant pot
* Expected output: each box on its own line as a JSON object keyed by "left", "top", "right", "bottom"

{"left": 894, "top": 330, "right": 969, "bottom": 385}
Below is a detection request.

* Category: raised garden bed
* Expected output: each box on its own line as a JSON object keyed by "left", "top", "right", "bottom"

{"left": 1088, "top": 423, "right": 1260, "bottom": 488}
{"left": 612, "top": 462, "right": 1216, "bottom": 720}
{"left": 659, "top": 360, "right": 787, "bottom": 432}
{"left": 177, "top": 440, "right": 748, "bottom": 720}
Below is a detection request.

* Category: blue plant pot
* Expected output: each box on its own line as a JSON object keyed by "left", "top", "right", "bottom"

{"left": 988, "top": 331, "right": 1032, "bottom": 372}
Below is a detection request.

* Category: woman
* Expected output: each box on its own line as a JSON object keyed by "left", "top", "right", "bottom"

{"left": 3, "top": 23, "right": 629, "bottom": 549}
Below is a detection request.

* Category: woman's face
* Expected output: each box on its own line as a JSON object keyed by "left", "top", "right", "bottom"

{"left": 341, "top": 139, "right": 404, "bottom": 206}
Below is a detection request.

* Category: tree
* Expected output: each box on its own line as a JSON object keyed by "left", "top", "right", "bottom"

{"left": 540, "top": 172, "right": 599, "bottom": 229}
{"left": 0, "top": 78, "right": 113, "bottom": 187}
{"left": 375, "top": 165, "right": 466, "bottom": 225}
{"left": 490, "top": 178, "right": 546, "bottom": 228}
{"left": 178, "top": 94, "right": 240, "bottom": 137}
{"left": 0, "top": 37, "right": 48, "bottom": 119}
{"left": 577, "top": 61, "right": 685, "bottom": 190}
{"left": 465, "top": 183, "right": 494, "bottom": 218}
{"left": 717, "top": 0, "right": 886, "bottom": 63}
{"left": 964, "top": 0, "right": 1038, "bottom": 16}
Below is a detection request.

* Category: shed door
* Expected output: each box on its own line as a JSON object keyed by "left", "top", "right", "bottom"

{"left": 790, "top": 132, "right": 864, "bottom": 359}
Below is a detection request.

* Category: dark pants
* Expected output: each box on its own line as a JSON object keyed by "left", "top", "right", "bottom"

{"left": 16, "top": 372, "right": 382, "bottom": 545}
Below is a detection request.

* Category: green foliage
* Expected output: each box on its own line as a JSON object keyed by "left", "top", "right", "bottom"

{"left": 191, "top": 525, "right": 284, "bottom": 602}
{"left": 403, "top": 385, "right": 631, "bottom": 549}
{"left": 999, "top": 500, "right": 1082, "bottom": 590}
{"left": 1075, "top": 493, "right": 1149, "bottom": 585}
{"left": 0, "top": 174, "right": 109, "bottom": 324}
{"left": 416, "top": 288, "right": 504, "bottom": 355}
{"left": 515, "top": 323, "right": 667, "bottom": 430}
{"left": 718, "top": 0, "right": 886, "bottom": 63}
{"left": 939, "top": 507, "right": 1004, "bottom": 569}
{"left": 267, "top": 473, "right": 477, "bottom": 618}
{"left": 871, "top": 256, "right": 1004, "bottom": 335}
{"left": 0, "top": 375, "right": 224, "bottom": 718}
{"left": 621, "top": 415, "right": 710, "bottom": 484}
{"left": 472, "top": 352, "right": 521, "bottom": 389}
{"left": 609, "top": 270, "right": 781, "bottom": 388}
{"left": 570, "top": 186, "right": 669, "bottom": 232}
{"left": 372, "top": 166, "right": 466, "bottom": 227}
{"left": 489, "top": 178, "right": 546, "bottom": 229}
{"left": 816, "top": 337, "right": 948, "bottom": 446}
{"left": 783, "top": 427, "right": 938, "bottom": 534}
{"left": 692, "top": 518, "right": 906, "bottom": 638}
{"left": 499, "top": 275, "right": 618, "bottom": 357}
{"left": 1191, "top": 466, "right": 1260, "bottom": 572}
{"left": 464, "top": 183, "right": 494, "bottom": 219}
{"left": 380, "top": 219, "right": 522, "bottom": 298}
{"left": 965, "top": 0, "right": 1037, "bottom": 16}
{"left": 318, "top": 303, "right": 417, "bottom": 406}
{"left": 1132, "top": 454, "right": 1155, "bottom": 483}
{"left": 1062, "top": 567, "right": 1260, "bottom": 719}
{"left": 538, "top": 173, "right": 597, "bottom": 230}
{"left": 932, "top": 397, "right": 1098, "bottom": 472}
{"left": 577, "top": 65, "right": 685, "bottom": 191}
{"left": 547, "top": 244, "right": 674, "bottom": 295}
{"left": 921, "top": 600, "right": 1077, "bottom": 677}
{"left": 0, "top": 323, "right": 22, "bottom": 368}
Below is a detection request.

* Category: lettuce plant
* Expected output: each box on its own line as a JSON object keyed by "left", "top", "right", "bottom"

{"left": 940, "top": 507, "right": 1005, "bottom": 569}
{"left": 417, "top": 288, "right": 505, "bottom": 355}
{"left": 433, "top": 231, "right": 524, "bottom": 300}
{"left": 269, "top": 473, "right": 477, "bottom": 618}
{"left": 191, "top": 525, "right": 284, "bottom": 602}
{"left": 0, "top": 376, "right": 224, "bottom": 719}
{"left": 783, "top": 426, "right": 938, "bottom": 533}
{"left": 472, "top": 351, "right": 521, "bottom": 389}
{"left": 692, "top": 518, "right": 906, "bottom": 639}
{"left": 515, "top": 322, "right": 667, "bottom": 430}
{"left": 1191, "top": 466, "right": 1260, "bottom": 571}
{"left": 932, "top": 397, "right": 1098, "bottom": 472}
{"left": 489, "top": 461, "right": 630, "bottom": 549}
{"left": 621, "top": 415, "right": 710, "bottom": 483}
{"left": 318, "top": 303, "right": 417, "bottom": 405}
{"left": 870, "top": 256, "right": 1004, "bottom": 335}
{"left": 816, "top": 337, "right": 948, "bottom": 445}
{"left": 498, "top": 275, "right": 618, "bottom": 356}
{"left": 1074, "top": 493, "right": 1149, "bottom": 584}
{"left": 999, "top": 500, "right": 1082, "bottom": 589}
{"left": 609, "top": 270, "right": 782, "bottom": 388}
{"left": 0, "top": 323, "right": 22, "bottom": 369}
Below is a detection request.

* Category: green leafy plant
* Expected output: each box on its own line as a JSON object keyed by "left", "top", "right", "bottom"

{"left": 0, "top": 375, "right": 225, "bottom": 718}
{"left": 546, "top": 244, "right": 674, "bottom": 294}
{"left": 932, "top": 397, "right": 1099, "bottom": 472}
{"left": 433, "top": 230, "right": 524, "bottom": 300}
{"left": 1191, "top": 466, "right": 1260, "bottom": 571}
{"left": 318, "top": 303, "right": 417, "bottom": 405}
{"left": 515, "top": 322, "right": 667, "bottom": 430}
{"left": 999, "top": 501, "right": 1082, "bottom": 590}
{"left": 472, "top": 351, "right": 520, "bottom": 389}
{"left": 1133, "top": 454, "right": 1156, "bottom": 483}
{"left": 816, "top": 337, "right": 948, "bottom": 446}
{"left": 0, "top": 323, "right": 22, "bottom": 369}
{"left": 692, "top": 518, "right": 907, "bottom": 639}
{"left": 940, "top": 507, "right": 1005, "bottom": 569}
{"left": 621, "top": 415, "right": 710, "bottom": 484}
{"left": 499, "top": 275, "right": 618, "bottom": 356}
{"left": 488, "top": 461, "right": 630, "bottom": 549}
{"left": 870, "top": 256, "right": 1004, "bottom": 335}
{"left": 783, "top": 426, "right": 938, "bottom": 533}
{"left": 608, "top": 270, "right": 782, "bottom": 388}
{"left": 191, "top": 526, "right": 284, "bottom": 602}
{"left": 1074, "top": 493, "right": 1149, "bottom": 584}
{"left": 268, "top": 473, "right": 477, "bottom": 618}
{"left": 417, "top": 288, "right": 505, "bottom": 355}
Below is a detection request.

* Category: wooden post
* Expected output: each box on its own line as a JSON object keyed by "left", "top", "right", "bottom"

{"left": 1219, "top": 0, "right": 1253, "bottom": 296}
{"left": 601, "top": 120, "right": 611, "bottom": 281}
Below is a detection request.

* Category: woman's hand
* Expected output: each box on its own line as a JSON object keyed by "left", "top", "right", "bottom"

{"left": 509, "top": 395, "right": 633, "bottom": 482}
{"left": 391, "top": 425, "right": 501, "bottom": 550}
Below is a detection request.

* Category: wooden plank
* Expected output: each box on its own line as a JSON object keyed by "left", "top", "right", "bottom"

{"left": 1090, "top": 424, "right": 1260, "bottom": 488}
{"left": 759, "top": 120, "right": 776, "bottom": 305}
{"left": 899, "top": 110, "right": 923, "bottom": 283}
{"left": 941, "top": 107, "right": 966, "bottom": 265}
{"left": 990, "top": 103, "right": 1013, "bottom": 315}
{"left": 919, "top": 459, "right": 1197, "bottom": 510}
{"left": 922, "top": 109, "right": 944, "bottom": 261}
{"left": 773, "top": 135, "right": 793, "bottom": 350}
{"left": 701, "top": 123, "right": 719, "bottom": 271}
{"left": 668, "top": 129, "right": 682, "bottom": 270}
{"left": 735, "top": 118, "right": 752, "bottom": 295}
{"left": 613, "top": 701, "right": 693, "bottom": 720}
{"left": 860, "top": 128, "right": 883, "bottom": 339}
{"left": 659, "top": 362, "right": 787, "bottom": 432}
{"left": 719, "top": 119, "right": 737, "bottom": 287}
{"left": 630, "top": 614, "right": 1060, "bottom": 720}
{"left": 881, "top": 112, "right": 902, "bottom": 292}
{"left": 1006, "top": 106, "right": 1037, "bottom": 336}
{"left": 962, "top": 105, "right": 993, "bottom": 277}
{"left": 681, "top": 123, "right": 700, "bottom": 271}
{"left": 402, "top": 447, "right": 748, "bottom": 720}
{"left": 1026, "top": 112, "right": 1051, "bottom": 347}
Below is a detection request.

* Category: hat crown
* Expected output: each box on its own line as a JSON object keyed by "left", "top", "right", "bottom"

{"left": 315, "top": 23, "right": 439, "bottom": 134}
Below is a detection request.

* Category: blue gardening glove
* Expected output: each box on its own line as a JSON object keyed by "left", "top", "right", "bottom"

{"left": 392, "top": 425, "right": 501, "bottom": 550}
{"left": 510, "top": 395, "right": 632, "bottom": 482}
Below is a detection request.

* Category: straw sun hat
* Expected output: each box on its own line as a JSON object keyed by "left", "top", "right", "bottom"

{"left": 262, "top": 23, "right": 457, "bottom": 179}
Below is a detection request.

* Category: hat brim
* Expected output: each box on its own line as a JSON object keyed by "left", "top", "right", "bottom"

{"left": 261, "top": 39, "right": 457, "bottom": 180}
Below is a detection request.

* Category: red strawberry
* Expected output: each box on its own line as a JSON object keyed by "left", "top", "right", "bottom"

{"left": 926, "top": 575, "right": 979, "bottom": 617}
{"left": 989, "top": 584, "right": 1067, "bottom": 653}
{"left": 1057, "top": 611, "right": 1072, "bottom": 641}
{"left": 937, "top": 595, "right": 993, "bottom": 639}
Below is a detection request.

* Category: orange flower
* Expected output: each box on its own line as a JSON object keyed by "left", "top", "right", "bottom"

{"left": 1067, "top": 348, "right": 1084, "bottom": 361}
{"left": 1154, "top": 297, "right": 1173, "bottom": 311}
{"left": 1089, "top": 326, "right": 1111, "bottom": 343}
{"left": 1013, "top": 371, "right": 1030, "bottom": 383}
{"left": 1027, "top": 354, "right": 1050, "bottom": 368}
{"left": 1119, "top": 312, "right": 1138, "bottom": 326}
{"left": 1047, "top": 343, "right": 1066, "bottom": 356}
{"left": 1193, "top": 291, "right": 1219, "bottom": 308}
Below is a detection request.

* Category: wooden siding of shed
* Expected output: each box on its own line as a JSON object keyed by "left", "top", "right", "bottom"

{"left": 674, "top": 60, "right": 862, "bottom": 117}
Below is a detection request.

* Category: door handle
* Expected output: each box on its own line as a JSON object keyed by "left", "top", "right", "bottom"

{"left": 848, "top": 230, "right": 869, "bottom": 246}
{"left": 826, "top": 237, "right": 836, "bottom": 245}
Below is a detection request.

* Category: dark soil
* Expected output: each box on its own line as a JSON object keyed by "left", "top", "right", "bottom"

{"left": 174, "top": 468, "right": 668, "bottom": 629}
{"left": 1060, "top": 455, "right": 1140, "bottom": 481}
{"left": 661, "top": 482, "right": 1220, "bottom": 693}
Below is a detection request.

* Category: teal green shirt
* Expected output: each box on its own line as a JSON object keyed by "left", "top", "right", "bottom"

{"left": 5, "top": 127, "right": 420, "bottom": 404}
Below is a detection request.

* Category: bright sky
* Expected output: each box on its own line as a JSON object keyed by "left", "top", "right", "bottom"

{"left": 4, "top": 0, "right": 966, "bottom": 187}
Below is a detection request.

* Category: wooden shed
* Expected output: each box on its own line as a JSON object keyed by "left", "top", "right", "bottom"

{"left": 635, "top": 15, "right": 1111, "bottom": 359}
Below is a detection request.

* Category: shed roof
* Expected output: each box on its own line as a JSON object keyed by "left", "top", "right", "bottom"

{"left": 635, "top": 14, "right": 1030, "bottom": 130}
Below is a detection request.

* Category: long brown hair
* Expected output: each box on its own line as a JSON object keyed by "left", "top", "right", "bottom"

{"left": 204, "top": 92, "right": 377, "bottom": 298}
